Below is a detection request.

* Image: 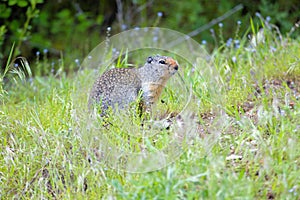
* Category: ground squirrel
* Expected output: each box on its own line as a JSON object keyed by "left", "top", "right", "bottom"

{"left": 88, "top": 55, "right": 179, "bottom": 115}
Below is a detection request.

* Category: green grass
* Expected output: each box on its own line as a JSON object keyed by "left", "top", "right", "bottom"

{"left": 1, "top": 25, "right": 300, "bottom": 199}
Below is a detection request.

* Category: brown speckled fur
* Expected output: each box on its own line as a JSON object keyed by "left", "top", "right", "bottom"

{"left": 89, "top": 55, "right": 178, "bottom": 114}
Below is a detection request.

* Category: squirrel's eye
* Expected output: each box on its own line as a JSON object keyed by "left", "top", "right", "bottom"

{"left": 159, "top": 60, "right": 166, "bottom": 64}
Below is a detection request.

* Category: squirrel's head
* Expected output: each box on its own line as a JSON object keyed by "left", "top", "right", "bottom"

{"left": 145, "top": 55, "right": 179, "bottom": 79}
{"left": 138, "top": 55, "right": 179, "bottom": 104}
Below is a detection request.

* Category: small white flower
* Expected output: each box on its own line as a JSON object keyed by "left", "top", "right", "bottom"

{"left": 231, "top": 56, "right": 237, "bottom": 63}
{"left": 226, "top": 38, "right": 232, "bottom": 47}
{"left": 121, "top": 24, "right": 127, "bottom": 30}
{"left": 157, "top": 12, "right": 163, "bottom": 17}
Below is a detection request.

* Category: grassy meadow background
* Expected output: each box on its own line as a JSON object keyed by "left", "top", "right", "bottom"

{"left": 1, "top": 0, "right": 300, "bottom": 199}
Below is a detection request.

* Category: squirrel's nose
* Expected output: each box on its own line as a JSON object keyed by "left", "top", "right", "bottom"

{"left": 166, "top": 57, "right": 179, "bottom": 71}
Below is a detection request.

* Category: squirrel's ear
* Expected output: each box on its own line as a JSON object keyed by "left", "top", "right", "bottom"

{"left": 147, "top": 56, "right": 153, "bottom": 63}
